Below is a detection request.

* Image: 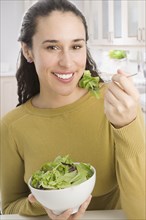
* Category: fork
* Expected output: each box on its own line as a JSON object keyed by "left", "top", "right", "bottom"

{"left": 100, "top": 72, "right": 138, "bottom": 84}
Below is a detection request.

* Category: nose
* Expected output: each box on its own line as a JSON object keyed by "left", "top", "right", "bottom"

{"left": 58, "top": 50, "right": 73, "bottom": 68}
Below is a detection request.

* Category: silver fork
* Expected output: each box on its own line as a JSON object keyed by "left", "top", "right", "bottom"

{"left": 100, "top": 72, "right": 138, "bottom": 84}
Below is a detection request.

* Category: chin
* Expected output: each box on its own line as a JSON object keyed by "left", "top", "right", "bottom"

{"left": 56, "top": 86, "right": 78, "bottom": 96}
{"left": 59, "top": 90, "right": 74, "bottom": 97}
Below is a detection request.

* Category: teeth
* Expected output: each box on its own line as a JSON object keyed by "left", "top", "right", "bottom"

{"left": 54, "top": 73, "right": 73, "bottom": 79}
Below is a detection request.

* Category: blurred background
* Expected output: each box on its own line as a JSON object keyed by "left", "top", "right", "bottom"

{"left": 0, "top": 0, "right": 146, "bottom": 117}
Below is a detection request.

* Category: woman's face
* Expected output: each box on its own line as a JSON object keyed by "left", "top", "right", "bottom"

{"left": 30, "top": 11, "right": 87, "bottom": 99}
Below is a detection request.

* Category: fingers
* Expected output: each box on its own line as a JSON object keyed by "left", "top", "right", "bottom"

{"left": 44, "top": 208, "right": 73, "bottom": 220}
{"left": 28, "top": 194, "right": 37, "bottom": 203}
{"left": 106, "top": 82, "right": 138, "bottom": 108}
{"left": 117, "top": 69, "right": 128, "bottom": 77}
{"left": 28, "top": 193, "right": 92, "bottom": 220}
{"left": 106, "top": 82, "right": 126, "bottom": 106}
{"left": 44, "top": 195, "right": 92, "bottom": 220}
{"left": 111, "top": 70, "right": 139, "bottom": 100}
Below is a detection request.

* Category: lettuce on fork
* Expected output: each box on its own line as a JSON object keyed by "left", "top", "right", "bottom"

{"left": 30, "top": 155, "right": 94, "bottom": 190}
{"left": 79, "top": 70, "right": 100, "bottom": 98}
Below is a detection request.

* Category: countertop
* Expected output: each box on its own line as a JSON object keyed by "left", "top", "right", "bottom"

{"left": 1, "top": 210, "right": 127, "bottom": 219}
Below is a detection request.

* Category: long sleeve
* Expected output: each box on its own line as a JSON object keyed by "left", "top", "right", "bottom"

{"left": 0, "top": 119, "right": 46, "bottom": 216}
{"left": 112, "top": 108, "right": 145, "bottom": 219}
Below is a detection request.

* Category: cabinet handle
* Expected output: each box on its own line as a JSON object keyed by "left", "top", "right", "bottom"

{"left": 108, "top": 32, "right": 111, "bottom": 42}
{"left": 142, "top": 28, "right": 145, "bottom": 42}
{"left": 108, "top": 32, "right": 113, "bottom": 44}
{"left": 111, "top": 31, "right": 114, "bottom": 44}
{"left": 137, "top": 28, "right": 141, "bottom": 42}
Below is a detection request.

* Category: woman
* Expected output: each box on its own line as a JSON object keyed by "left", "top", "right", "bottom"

{"left": 1, "top": 0, "right": 145, "bottom": 219}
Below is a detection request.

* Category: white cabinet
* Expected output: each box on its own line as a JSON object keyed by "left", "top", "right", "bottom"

{"left": 0, "top": 76, "right": 18, "bottom": 117}
{"left": 87, "top": 0, "right": 145, "bottom": 46}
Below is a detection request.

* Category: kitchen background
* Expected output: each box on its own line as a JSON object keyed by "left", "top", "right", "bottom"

{"left": 0, "top": 0, "right": 146, "bottom": 118}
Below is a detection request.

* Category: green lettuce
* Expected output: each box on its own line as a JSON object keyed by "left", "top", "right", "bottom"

{"left": 79, "top": 70, "right": 100, "bottom": 98}
{"left": 109, "top": 50, "right": 127, "bottom": 59}
{"left": 30, "top": 155, "right": 94, "bottom": 190}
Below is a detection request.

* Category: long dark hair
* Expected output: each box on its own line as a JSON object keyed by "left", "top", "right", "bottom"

{"left": 16, "top": 0, "right": 101, "bottom": 106}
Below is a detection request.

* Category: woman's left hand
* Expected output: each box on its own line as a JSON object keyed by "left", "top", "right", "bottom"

{"left": 104, "top": 69, "right": 140, "bottom": 128}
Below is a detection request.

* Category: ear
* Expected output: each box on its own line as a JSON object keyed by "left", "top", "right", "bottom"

{"left": 21, "top": 42, "right": 34, "bottom": 63}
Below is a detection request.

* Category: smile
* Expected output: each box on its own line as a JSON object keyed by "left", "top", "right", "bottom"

{"left": 53, "top": 72, "right": 74, "bottom": 80}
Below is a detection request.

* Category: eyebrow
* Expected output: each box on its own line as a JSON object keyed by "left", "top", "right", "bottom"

{"left": 42, "top": 38, "right": 85, "bottom": 44}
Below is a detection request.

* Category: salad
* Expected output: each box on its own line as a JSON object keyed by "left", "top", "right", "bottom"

{"left": 79, "top": 70, "right": 100, "bottom": 98}
{"left": 109, "top": 50, "right": 127, "bottom": 59}
{"left": 30, "top": 155, "right": 94, "bottom": 190}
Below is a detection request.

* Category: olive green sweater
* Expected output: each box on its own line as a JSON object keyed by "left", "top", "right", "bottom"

{"left": 1, "top": 91, "right": 145, "bottom": 219}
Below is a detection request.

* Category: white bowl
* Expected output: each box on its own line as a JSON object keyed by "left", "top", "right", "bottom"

{"left": 28, "top": 166, "right": 96, "bottom": 215}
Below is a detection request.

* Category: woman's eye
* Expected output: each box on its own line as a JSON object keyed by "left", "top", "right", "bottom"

{"left": 46, "top": 45, "right": 60, "bottom": 50}
{"left": 73, "top": 45, "right": 82, "bottom": 50}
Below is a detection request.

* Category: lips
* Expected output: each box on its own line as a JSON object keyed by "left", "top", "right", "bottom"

{"left": 53, "top": 72, "right": 74, "bottom": 80}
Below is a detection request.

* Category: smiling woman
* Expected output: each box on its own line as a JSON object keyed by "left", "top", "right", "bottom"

{"left": 0, "top": 0, "right": 145, "bottom": 220}
{"left": 16, "top": 0, "right": 99, "bottom": 107}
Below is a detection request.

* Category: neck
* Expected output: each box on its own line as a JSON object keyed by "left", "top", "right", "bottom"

{"left": 32, "top": 88, "right": 88, "bottom": 109}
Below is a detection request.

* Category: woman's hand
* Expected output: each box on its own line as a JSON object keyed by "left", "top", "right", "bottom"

{"left": 28, "top": 194, "right": 92, "bottom": 220}
{"left": 104, "top": 69, "right": 140, "bottom": 128}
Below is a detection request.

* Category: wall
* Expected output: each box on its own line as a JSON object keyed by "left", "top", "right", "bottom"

{"left": 0, "top": 0, "right": 24, "bottom": 73}
{"left": 70, "top": 0, "right": 84, "bottom": 12}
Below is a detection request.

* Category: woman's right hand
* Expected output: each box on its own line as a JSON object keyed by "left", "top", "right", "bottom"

{"left": 28, "top": 194, "right": 92, "bottom": 220}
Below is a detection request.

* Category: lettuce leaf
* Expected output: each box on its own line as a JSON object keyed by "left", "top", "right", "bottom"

{"left": 79, "top": 70, "right": 100, "bottom": 98}
{"left": 30, "top": 155, "right": 94, "bottom": 190}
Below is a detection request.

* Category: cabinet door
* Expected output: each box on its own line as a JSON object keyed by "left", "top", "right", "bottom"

{"left": 137, "top": 0, "right": 145, "bottom": 44}
{"left": 101, "top": 0, "right": 112, "bottom": 44}
{"left": 87, "top": 0, "right": 100, "bottom": 43}
{"left": 121, "top": 0, "right": 145, "bottom": 46}
{"left": 89, "top": 0, "right": 120, "bottom": 45}
{"left": 89, "top": 0, "right": 145, "bottom": 46}
{"left": 89, "top": 0, "right": 113, "bottom": 45}
{"left": 0, "top": 77, "right": 18, "bottom": 117}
